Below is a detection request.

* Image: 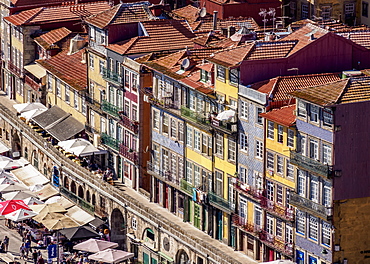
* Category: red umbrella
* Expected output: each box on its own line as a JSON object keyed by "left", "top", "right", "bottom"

{"left": 0, "top": 200, "right": 30, "bottom": 215}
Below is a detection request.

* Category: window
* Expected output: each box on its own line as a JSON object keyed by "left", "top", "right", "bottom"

{"left": 300, "top": 135, "right": 306, "bottom": 156}
{"left": 89, "top": 54, "right": 94, "bottom": 69}
{"left": 170, "top": 119, "right": 177, "bottom": 138}
{"left": 65, "top": 85, "right": 70, "bottom": 103}
{"left": 153, "top": 111, "right": 159, "bottom": 129}
{"left": 322, "top": 144, "right": 332, "bottom": 164}
{"left": 363, "top": 2, "right": 369, "bottom": 17}
{"left": 240, "top": 101, "right": 248, "bottom": 119}
{"left": 310, "top": 105, "right": 319, "bottom": 122}
{"left": 186, "top": 126, "right": 193, "bottom": 147}
{"left": 240, "top": 133, "right": 248, "bottom": 152}
{"left": 132, "top": 74, "right": 138, "bottom": 91}
{"left": 310, "top": 177, "right": 319, "bottom": 203}
{"left": 298, "top": 170, "right": 306, "bottom": 196}
{"left": 216, "top": 134, "right": 223, "bottom": 156}
{"left": 194, "top": 165, "right": 200, "bottom": 187}
{"left": 255, "top": 140, "right": 263, "bottom": 159}
{"left": 309, "top": 139, "right": 318, "bottom": 160}
{"left": 256, "top": 107, "right": 263, "bottom": 125}
{"left": 229, "top": 68, "right": 239, "bottom": 84}
{"left": 267, "top": 152, "right": 274, "bottom": 170}
{"left": 296, "top": 210, "right": 306, "bottom": 234}
{"left": 217, "top": 65, "right": 225, "bottom": 79}
{"left": 194, "top": 130, "right": 201, "bottom": 151}
{"left": 323, "top": 186, "right": 331, "bottom": 207}
{"left": 286, "top": 225, "right": 293, "bottom": 244}
{"left": 186, "top": 161, "right": 193, "bottom": 184}
{"left": 267, "top": 121, "right": 274, "bottom": 139}
{"left": 345, "top": 3, "right": 355, "bottom": 18}
{"left": 178, "top": 123, "right": 184, "bottom": 142}
{"left": 254, "top": 207, "right": 262, "bottom": 228}
{"left": 82, "top": 97, "right": 86, "bottom": 115}
{"left": 276, "top": 219, "right": 283, "bottom": 237}
{"left": 125, "top": 70, "right": 130, "bottom": 88}
{"left": 277, "top": 185, "right": 283, "bottom": 204}
{"left": 287, "top": 129, "right": 294, "bottom": 147}
{"left": 267, "top": 180, "right": 274, "bottom": 201}
{"left": 162, "top": 115, "right": 169, "bottom": 134}
{"left": 132, "top": 105, "right": 137, "bottom": 121}
{"left": 277, "top": 125, "right": 283, "bottom": 143}
{"left": 309, "top": 215, "right": 318, "bottom": 240}
{"left": 100, "top": 33, "right": 106, "bottom": 45}
{"left": 286, "top": 161, "right": 294, "bottom": 178}
{"left": 301, "top": 4, "right": 309, "bottom": 19}
{"left": 74, "top": 91, "right": 79, "bottom": 110}
{"left": 239, "top": 167, "right": 247, "bottom": 184}
{"left": 323, "top": 109, "right": 333, "bottom": 126}
{"left": 277, "top": 156, "right": 283, "bottom": 174}
{"left": 56, "top": 79, "right": 61, "bottom": 97}
{"left": 228, "top": 138, "right": 236, "bottom": 161}
{"left": 298, "top": 101, "right": 307, "bottom": 117}
{"left": 215, "top": 171, "right": 223, "bottom": 196}
{"left": 322, "top": 221, "right": 331, "bottom": 245}
{"left": 321, "top": 5, "right": 332, "bottom": 19}
{"left": 266, "top": 215, "right": 274, "bottom": 235}
{"left": 99, "top": 60, "right": 104, "bottom": 74}
{"left": 200, "top": 69, "right": 209, "bottom": 82}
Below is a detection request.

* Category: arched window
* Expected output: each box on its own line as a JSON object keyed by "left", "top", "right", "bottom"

{"left": 33, "top": 151, "right": 39, "bottom": 168}
{"left": 92, "top": 194, "right": 96, "bottom": 205}
{"left": 64, "top": 177, "right": 69, "bottom": 189}
{"left": 70, "top": 181, "right": 76, "bottom": 194}
{"left": 43, "top": 163, "right": 47, "bottom": 175}
{"left": 24, "top": 147, "right": 28, "bottom": 159}
{"left": 86, "top": 190, "right": 91, "bottom": 203}
{"left": 78, "top": 185, "right": 84, "bottom": 199}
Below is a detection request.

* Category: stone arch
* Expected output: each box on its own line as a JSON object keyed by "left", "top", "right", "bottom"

{"left": 32, "top": 150, "right": 39, "bottom": 168}
{"left": 63, "top": 177, "right": 69, "bottom": 189}
{"left": 175, "top": 249, "right": 189, "bottom": 264}
{"left": 70, "top": 181, "right": 76, "bottom": 194}
{"left": 110, "top": 208, "right": 126, "bottom": 250}
{"left": 92, "top": 194, "right": 96, "bottom": 205}
{"left": 78, "top": 185, "right": 84, "bottom": 199}
{"left": 24, "top": 147, "right": 29, "bottom": 160}
{"left": 142, "top": 228, "right": 155, "bottom": 242}
{"left": 43, "top": 163, "right": 48, "bottom": 175}
{"left": 11, "top": 131, "right": 21, "bottom": 154}
{"left": 86, "top": 190, "right": 91, "bottom": 203}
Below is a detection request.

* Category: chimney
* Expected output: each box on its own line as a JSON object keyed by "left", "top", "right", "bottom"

{"left": 213, "top": 11, "right": 218, "bottom": 31}
{"left": 227, "top": 26, "right": 235, "bottom": 38}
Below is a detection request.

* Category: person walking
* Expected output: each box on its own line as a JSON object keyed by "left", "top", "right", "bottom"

{"left": 20, "top": 243, "right": 26, "bottom": 260}
{"left": 32, "top": 250, "right": 39, "bottom": 264}
{"left": 37, "top": 255, "right": 45, "bottom": 264}
{"left": 3, "top": 236, "right": 9, "bottom": 252}
{"left": 25, "top": 239, "right": 31, "bottom": 258}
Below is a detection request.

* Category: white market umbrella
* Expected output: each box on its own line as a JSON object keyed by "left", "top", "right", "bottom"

{"left": 3, "top": 190, "right": 36, "bottom": 200}
{"left": 58, "top": 138, "right": 91, "bottom": 152}
{"left": 13, "top": 102, "right": 47, "bottom": 114}
{"left": 69, "top": 144, "right": 103, "bottom": 157}
{"left": 4, "top": 208, "right": 38, "bottom": 222}
{"left": 0, "top": 170, "right": 14, "bottom": 178}
{"left": 29, "top": 184, "right": 45, "bottom": 192}
{"left": 0, "top": 177, "right": 18, "bottom": 185}
{"left": 73, "top": 238, "right": 118, "bottom": 253}
{"left": 88, "top": 249, "right": 134, "bottom": 263}
{"left": 23, "top": 196, "right": 44, "bottom": 206}
{"left": 0, "top": 183, "right": 28, "bottom": 193}
{"left": 0, "top": 156, "right": 23, "bottom": 170}
{"left": 216, "top": 110, "right": 235, "bottom": 121}
{"left": 20, "top": 108, "right": 47, "bottom": 122}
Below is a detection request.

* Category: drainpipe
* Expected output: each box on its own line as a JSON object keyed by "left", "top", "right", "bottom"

{"left": 212, "top": 11, "right": 218, "bottom": 31}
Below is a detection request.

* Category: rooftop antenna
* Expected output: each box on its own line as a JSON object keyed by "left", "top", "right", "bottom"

{"left": 259, "top": 8, "right": 268, "bottom": 33}
{"left": 268, "top": 8, "right": 276, "bottom": 32}
{"left": 287, "top": 67, "right": 299, "bottom": 75}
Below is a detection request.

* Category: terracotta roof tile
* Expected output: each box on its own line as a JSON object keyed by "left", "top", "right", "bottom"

{"left": 248, "top": 40, "right": 297, "bottom": 60}
{"left": 107, "top": 20, "right": 195, "bottom": 55}
{"left": 337, "top": 31, "right": 370, "bottom": 49}
{"left": 259, "top": 104, "right": 296, "bottom": 127}
{"left": 193, "top": 31, "right": 226, "bottom": 47}
{"left": 5, "top": 2, "right": 111, "bottom": 26}
{"left": 171, "top": 5, "right": 200, "bottom": 22}
{"left": 36, "top": 48, "right": 87, "bottom": 90}
{"left": 193, "top": 17, "right": 259, "bottom": 32}
{"left": 208, "top": 44, "right": 253, "bottom": 67}
{"left": 85, "top": 1, "right": 154, "bottom": 29}
{"left": 34, "top": 27, "right": 72, "bottom": 50}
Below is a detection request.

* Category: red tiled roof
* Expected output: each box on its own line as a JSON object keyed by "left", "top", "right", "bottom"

{"left": 85, "top": 2, "right": 154, "bottom": 29}
{"left": 208, "top": 44, "right": 253, "bottom": 67}
{"left": 36, "top": 48, "right": 87, "bottom": 90}
{"left": 107, "top": 20, "right": 195, "bottom": 55}
{"left": 5, "top": 2, "right": 111, "bottom": 26}
{"left": 337, "top": 31, "right": 370, "bottom": 49}
{"left": 197, "top": 62, "right": 213, "bottom": 72}
{"left": 259, "top": 104, "right": 296, "bottom": 127}
{"left": 34, "top": 27, "right": 72, "bottom": 49}
{"left": 193, "top": 31, "right": 226, "bottom": 47}
{"left": 171, "top": 5, "right": 200, "bottom": 22}
{"left": 253, "top": 73, "right": 341, "bottom": 101}
{"left": 193, "top": 17, "right": 259, "bottom": 32}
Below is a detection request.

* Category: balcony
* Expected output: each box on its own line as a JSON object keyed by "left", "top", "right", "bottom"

{"left": 119, "top": 144, "right": 138, "bottom": 163}
{"left": 211, "top": 116, "right": 237, "bottom": 134}
{"left": 147, "top": 161, "right": 179, "bottom": 186}
{"left": 24, "top": 75, "right": 42, "bottom": 92}
{"left": 259, "top": 230, "right": 293, "bottom": 256}
{"left": 60, "top": 186, "right": 95, "bottom": 214}
{"left": 8, "top": 60, "right": 23, "bottom": 76}
{"left": 119, "top": 113, "right": 139, "bottom": 134}
{"left": 101, "top": 133, "right": 120, "bottom": 151}
{"left": 181, "top": 106, "right": 210, "bottom": 126}
{"left": 208, "top": 191, "right": 234, "bottom": 213}
{"left": 290, "top": 192, "right": 332, "bottom": 220}
{"left": 233, "top": 179, "right": 263, "bottom": 202}
{"left": 102, "top": 100, "right": 122, "bottom": 118}
{"left": 180, "top": 178, "right": 194, "bottom": 195}
{"left": 86, "top": 96, "right": 101, "bottom": 108}
{"left": 260, "top": 197, "right": 294, "bottom": 221}
{"left": 290, "top": 151, "right": 332, "bottom": 178}
{"left": 102, "top": 67, "right": 122, "bottom": 86}
{"left": 232, "top": 214, "right": 261, "bottom": 234}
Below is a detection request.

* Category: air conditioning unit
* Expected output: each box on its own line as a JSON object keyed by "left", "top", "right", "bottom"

{"left": 93, "top": 133, "right": 101, "bottom": 147}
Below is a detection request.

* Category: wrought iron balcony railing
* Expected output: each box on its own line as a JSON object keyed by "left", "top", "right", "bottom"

{"left": 233, "top": 179, "right": 263, "bottom": 201}
{"left": 260, "top": 197, "right": 294, "bottom": 221}
{"left": 290, "top": 192, "right": 332, "bottom": 220}
{"left": 101, "top": 133, "right": 120, "bottom": 151}
{"left": 147, "top": 161, "right": 179, "bottom": 186}
{"left": 102, "top": 67, "right": 123, "bottom": 86}
{"left": 180, "top": 106, "right": 210, "bottom": 126}
{"left": 102, "top": 100, "right": 122, "bottom": 118}
{"left": 24, "top": 75, "right": 42, "bottom": 91}
{"left": 208, "top": 191, "right": 234, "bottom": 213}
{"left": 232, "top": 214, "right": 261, "bottom": 234}
{"left": 258, "top": 230, "right": 293, "bottom": 256}
{"left": 119, "top": 113, "right": 139, "bottom": 134}
{"left": 60, "top": 186, "right": 94, "bottom": 214}
{"left": 180, "top": 178, "right": 194, "bottom": 195}
{"left": 8, "top": 60, "right": 23, "bottom": 76}
{"left": 290, "top": 151, "right": 332, "bottom": 178}
{"left": 119, "top": 144, "right": 138, "bottom": 164}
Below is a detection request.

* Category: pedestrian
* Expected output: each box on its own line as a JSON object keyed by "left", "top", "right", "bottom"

{"left": 20, "top": 243, "right": 26, "bottom": 260}
{"left": 3, "top": 236, "right": 9, "bottom": 252}
{"left": 25, "top": 239, "right": 31, "bottom": 258}
{"left": 32, "top": 250, "right": 38, "bottom": 264}
{"left": 0, "top": 242, "right": 4, "bottom": 253}
{"left": 37, "top": 256, "right": 45, "bottom": 264}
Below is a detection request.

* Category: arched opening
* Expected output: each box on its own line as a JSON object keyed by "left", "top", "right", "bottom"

{"left": 43, "top": 163, "right": 47, "bottom": 175}
{"left": 32, "top": 150, "right": 39, "bottom": 168}
{"left": 63, "top": 177, "right": 69, "bottom": 189}
{"left": 176, "top": 249, "right": 189, "bottom": 264}
{"left": 24, "top": 147, "right": 28, "bottom": 159}
{"left": 86, "top": 190, "right": 91, "bottom": 203}
{"left": 70, "top": 181, "right": 76, "bottom": 194}
{"left": 92, "top": 194, "right": 96, "bottom": 205}
{"left": 78, "top": 185, "right": 84, "bottom": 199}
{"left": 11, "top": 131, "right": 21, "bottom": 154}
{"left": 110, "top": 208, "right": 126, "bottom": 250}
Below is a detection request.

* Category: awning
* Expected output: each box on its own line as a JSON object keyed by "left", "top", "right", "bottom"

{"left": 0, "top": 141, "right": 10, "bottom": 153}
{"left": 11, "top": 165, "right": 49, "bottom": 186}
{"left": 66, "top": 205, "right": 95, "bottom": 226}
{"left": 34, "top": 184, "right": 59, "bottom": 201}
{"left": 89, "top": 217, "right": 105, "bottom": 230}
{"left": 24, "top": 63, "right": 46, "bottom": 79}
{"left": 159, "top": 252, "right": 174, "bottom": 262}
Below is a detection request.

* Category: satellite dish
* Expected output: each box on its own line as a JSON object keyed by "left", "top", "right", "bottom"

{"left": 199, "top": 7, "right": 207, "bottom": 18}
{"left": 182, "top": 58, "right": 190, "bottom": 70}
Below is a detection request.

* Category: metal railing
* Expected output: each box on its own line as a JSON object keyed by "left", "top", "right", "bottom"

{"left": 101, "top": 133, "right": 120, "bottom": 151}
{"left": 119, "top": 144, "right": 138, "bottom": 163}
{"left": 102, "top": 100, "right": 122, "bottom": 118}
{"left": 233, "top": 179, "right": 263, "bottom": 201}
{"left": 260, "top": 197, "right": 294, "bottom": 221}
{"left": 24, "top": 75, "right": 42, "bottom": 91}
{"left": 290, "top": 192, "right": 331, "bottom": 220}
{"left": 180, "top": 178, "right": 194, "bottom": 195}
{"left": 119, "top": 113, "right": 139, "bottom": 134}
{"left": 258, "top": 230, "right": 293, "bottom": 256}
{"left": 60, "top": 186, "right": 95, "bottom": 214}
{"left": 208, "top": 192, "right": 234, "bottom": 212}
{"left": 102, "top": 67, "right": 123, "bottom": 86}
{"left": 8, "top": 60, "right": 23, "bottom": 76}
{"left": 180, "top": 106, "right": 210, "bottom": 126}
{"left": 232, "top": 215, "right": 261, "bottom": 234}
{"left": 290, "top": 151, "right": 331, "bottom": 178}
